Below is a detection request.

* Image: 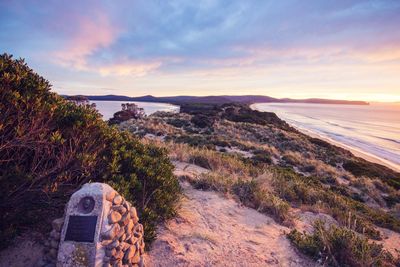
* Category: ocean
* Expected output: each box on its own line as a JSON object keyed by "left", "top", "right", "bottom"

{"left": 91, "top": 100, "right": 179, "bottom": 120}
{"left": 251, "top": 103, "right": 400, "bottom": 172}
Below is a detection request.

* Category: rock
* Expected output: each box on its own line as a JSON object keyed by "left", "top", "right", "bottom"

{"left": 127, "top": 236, "right": 138, "bottom": 245}
{"left": 123, "top": 201, "right": 131, "bottom": 211}
{"left": 50, "top": 230, "right": 61, "bottom": 241}
{"left": 49, "top": 248, "right": 57, "bottom": 259}
{"left": 109, "top": 211, "right": 122, "bottom": 223}
{"left": 102, "top": 263, "right": 111, "bottom": 267}
{"left": 117, "top": 226, "right": 125, "bottom": 239}
{"left": 130, "top": 251, "right": 140, "bottom": 264}
{"left": 51, "top": 217, "right": 64, "bottom": 232}
{"left": 113, "top": 195, "right": 123, "bottom": 205}
{"left": 119, "top": 233, "right": 126, "bottom": 242}
{"left": 50, "top": 239, "right": 59, "bottom": 249}
{"left": 112, "top": 205, "right": 127, "bottom": 214}
{"left": 119, "top": 213, "right": 130, "bottom": 226}
{"left": 126, "top": 220, "right": 134, "bottom": 234}
{"left": 102, "top": 224, "right": 121, "bottom": 240}
{"left": 107, "top": 240, "right": 120, "bottom": 250}
{"left": 115, "top": 250, "right": 124, "bottom": 260}
{"left": 102, "top": 239, "right": 114, "bottom": 246}
{"left": 139, "top": 240, "right": 145, "bottom": 254}
{"left": 133, "top": 224, "right": 143, "bottom": 239}
{"left": 105, "top": 248, "right": 116, "bottom": 257}
{"left": 129, "top": 207, "right": 138, "bottom": 221}
{"left": 106, "top": 191, "right": 116, "bottom": 202}
{"left": 120, "top": 242, "right": 130, "bottom": 252}
{"left": 123, "top": 246, "right": 136, "bottom": 261}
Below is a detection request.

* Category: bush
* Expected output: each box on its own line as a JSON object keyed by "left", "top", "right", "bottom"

{"left": 109, "top": 103, "right": 145, "bottom": 124}
{"left": 0, "top": 54, "right": 180, "bottom": 248}
{"left": 233, "top": 180, "right": 291, "bottom": 224}
{"left": 288, "top": 221, "right": 397, "bottom": 267}
{"left": 343, "top": 159, "right": 400, "bottom": 189}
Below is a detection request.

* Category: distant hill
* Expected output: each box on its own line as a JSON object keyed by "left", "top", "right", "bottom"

{"left": 71, "top": 94, "right": 369, "bottom": 105}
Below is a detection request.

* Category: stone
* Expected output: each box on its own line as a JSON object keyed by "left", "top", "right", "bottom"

{"left": 51, "top": 217, "right": 64, "bottom": 232}
{"left": 109, "top": 211, "right": 122, "bottom": 223}
{"left": 54, "top": 183, "right": 145, "bottom": 267}
{"left": 120, "top": 242, "right": 130, "bottom": 252}
{"left": 116, "top": 227, "right": 125, "bottom": 240}
{"left": 119, "top": 213, "right": 130, "bottom": 226}
{"left": 102, "top": 223, "right": 121, "bottom": 240}
{"left": 50, "top": 239, "right": 59, "bottom": 249}
{"left": 129, "top": 207, "right": 139, "bottom": 224}
{"left": 106, "top": 191, "right": 116, "bottom": 202}
{"left": 50, "top": 230, "right": 61, "bottom": 241}
{"left": 126, "top": 220, "right": 134, "bottom": 234}
{"left": 119, "top": 234, "right": 126, "bottom": 243}
{"left": 49, "top": 248, "right": 57, "bottom": 259}
{"left": 112, "top": 205, "right": 127, "bottom": 215}
{"left": 127, "top": 236, "right": 138, "bottom": 245}
{"left": 114, "top": 250, "right": 124, "bottom": 260}
{"left": 107, "top": 240, "right": 120, "bottom": 250}
{"left": 139, "top": 240, "right": 145, "bottom": 254}
{"left": 123, "top": 246, "right": 136, "bottom": 261}
{"left": 113, "top": 195, "right": 123, "bottom": 205}
{"left": 130, "top": 251, "right": 140, "bottom": 264}
{"left": 101, "top": 239, "right": 114, "bottom": 246}
{"left": 106, "top": 248, "right": 117, "bottom": 258}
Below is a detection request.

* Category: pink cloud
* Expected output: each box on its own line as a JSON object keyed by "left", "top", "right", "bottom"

{"left": 97, "top": 61, "right": 162, "bottom": 77}
{"left": 53, "top": 11, "right": 118, "bottom": 70}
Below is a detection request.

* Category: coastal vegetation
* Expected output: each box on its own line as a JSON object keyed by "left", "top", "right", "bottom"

{"left": 0, "top": 54, "right": 180, "bottom": 248}
{"left": 119, "top": 102, "right": 400, "bottom": 265}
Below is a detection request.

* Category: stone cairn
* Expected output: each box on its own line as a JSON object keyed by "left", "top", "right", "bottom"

{"left": 40, "top": 186, "right": 145, "bottom": 267}
{"left": 41, "top": 218, "right": 65, "bottom": 266}
{"left": 101, "top": 191, "right": 145, "bottom": 267}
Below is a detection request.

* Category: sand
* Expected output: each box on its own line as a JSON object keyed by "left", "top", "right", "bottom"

{"left": 145, "top": 162, "right": 314, "bottom": 266}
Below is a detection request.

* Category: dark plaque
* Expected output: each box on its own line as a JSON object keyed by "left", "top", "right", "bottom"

{"left": 64, "top": 215, "right": 97, "bottom": 242}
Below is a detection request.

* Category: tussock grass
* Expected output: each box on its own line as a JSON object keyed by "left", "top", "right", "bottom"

{"left": 288, "top": 221, "right": 398, "bottom": 267}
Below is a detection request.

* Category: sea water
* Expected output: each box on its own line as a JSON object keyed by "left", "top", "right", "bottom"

{"left": 91, "top": 100, "right": 179, "bottom": 120}
{"left": 252, "top": 103, "right": 400, "bottom": 171}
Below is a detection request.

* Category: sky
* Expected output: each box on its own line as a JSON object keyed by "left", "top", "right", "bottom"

{"left": 1, "top": 0, "right": 400, "bottom": 101}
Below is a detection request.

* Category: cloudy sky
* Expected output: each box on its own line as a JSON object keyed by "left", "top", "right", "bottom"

{"left": 1, "top": 0, "right": 399, "bottom": 101}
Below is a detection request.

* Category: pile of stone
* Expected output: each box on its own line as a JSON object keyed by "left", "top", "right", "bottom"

{"left": 37, "top": 182, "right": 145, "bottom": 267}
{"left": 40, "top": 217, "right": 65, "bottom": 267}
{"left": 101, "top": 191, "right": 145, "bottom": 267}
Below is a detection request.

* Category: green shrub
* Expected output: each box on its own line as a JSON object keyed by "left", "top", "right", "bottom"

{"left": 288, "top": 221, "right": 396, "bottom": 267}
{"left": 233, "top": 180, "right": 291, "bottom": 224}
{"left": 0, "top": 54, "right": 180, "bottom": 248}
{"left": 343, "top": 159, "right": 400, "bottom": 189}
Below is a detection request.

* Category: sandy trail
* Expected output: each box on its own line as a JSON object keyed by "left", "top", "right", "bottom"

{"left": 145, "top": 162, "right": 314, "bottom": 267}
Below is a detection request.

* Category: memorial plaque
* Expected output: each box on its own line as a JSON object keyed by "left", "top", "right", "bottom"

{"left": 64, "top": 215, "right": 98, "bottom": 242}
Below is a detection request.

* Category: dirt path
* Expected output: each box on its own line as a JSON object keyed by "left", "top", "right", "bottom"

{"left": 145, "top": 162, "right": 314, "bottom": 266}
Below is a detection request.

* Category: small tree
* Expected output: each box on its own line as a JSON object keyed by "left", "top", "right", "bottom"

{"left": 109, "top": 103, "right": 145, "bottom": 124}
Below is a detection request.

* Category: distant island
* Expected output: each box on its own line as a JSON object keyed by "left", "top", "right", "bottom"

{"left": 64, "top": 94, "right": 369, "bottom": 105}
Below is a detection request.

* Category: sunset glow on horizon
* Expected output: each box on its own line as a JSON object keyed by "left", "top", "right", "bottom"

{"left": 1, "top": 0, "right": 400, "bottom": 102}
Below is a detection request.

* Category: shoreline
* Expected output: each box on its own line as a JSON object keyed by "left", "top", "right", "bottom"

{"left": 292, "top": 125, "right": 400, "bottom": 172}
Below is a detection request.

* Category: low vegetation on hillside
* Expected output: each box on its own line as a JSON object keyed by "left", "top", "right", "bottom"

{"left": 119, "top": 102, "right": 400, "bottom": 265}
{"left": 0, "top": 54, "right": 180, "bottom": 248}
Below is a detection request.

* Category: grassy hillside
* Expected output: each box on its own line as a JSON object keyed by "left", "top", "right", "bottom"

{"left": 119, "top": 103, "right": 400, "bottom": 266}
{"left": 0, "top": 54, "right": 180, "bottom": 248}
